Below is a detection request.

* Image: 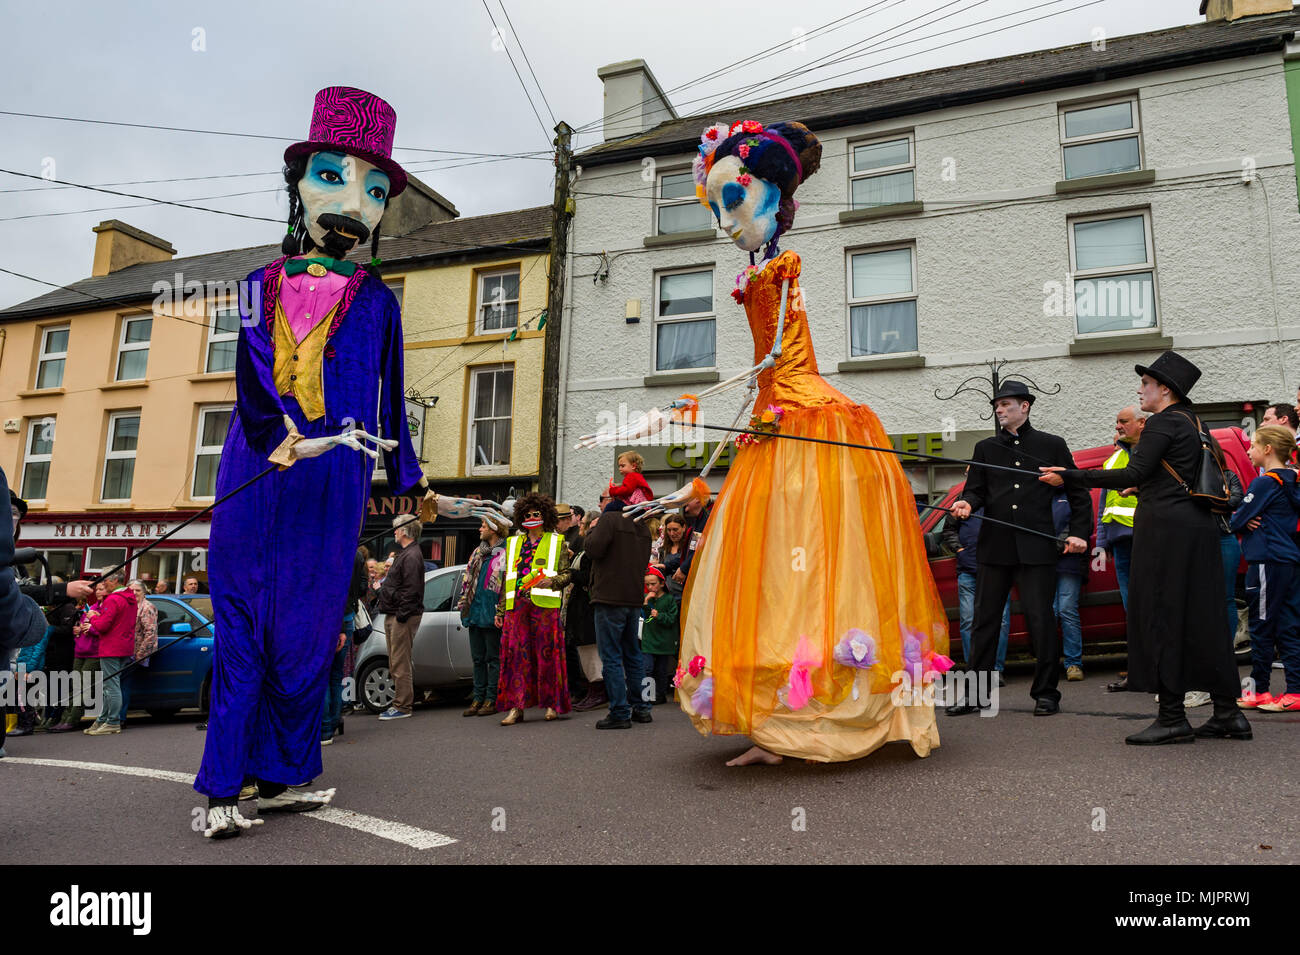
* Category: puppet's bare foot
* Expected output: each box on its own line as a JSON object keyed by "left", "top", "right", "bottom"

{"left": 725, "top": 745, "right": 783, "bottom": 767}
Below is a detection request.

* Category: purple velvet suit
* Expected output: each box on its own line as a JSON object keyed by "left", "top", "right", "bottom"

{"left": 195, "top": 259, "right": 422, "bottom": 799}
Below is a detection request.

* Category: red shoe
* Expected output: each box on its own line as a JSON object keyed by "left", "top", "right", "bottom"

{"left": 1237, "top": 691, "right": 1276, "bottom": 709}
{"left": 1258, "top": 693, "right": 1300, "bottom": 712}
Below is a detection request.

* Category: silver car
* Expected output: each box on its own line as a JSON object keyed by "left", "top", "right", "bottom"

{"left": 354, "top": 564, "right": 475, "bottom": 712}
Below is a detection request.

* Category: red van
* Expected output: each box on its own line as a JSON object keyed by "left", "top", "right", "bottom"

{"left": 917, "top": 427, "right": 1256, "bottom": 659}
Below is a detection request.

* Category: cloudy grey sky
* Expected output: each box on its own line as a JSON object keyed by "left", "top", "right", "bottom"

{"left": 0, "top": 0, "right": 1210, "bottom": 308}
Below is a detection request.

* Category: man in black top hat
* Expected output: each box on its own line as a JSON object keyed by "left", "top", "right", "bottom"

{"left": 947, "top": 381, "right": 1092, "bottom": 715}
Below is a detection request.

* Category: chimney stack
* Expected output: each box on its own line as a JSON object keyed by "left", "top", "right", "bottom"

{"left": 596, "top": 59, "right": 677, "bottom": 142}
{"left": 91, "top": 220, "right": 175, "bottom": 276}
{"left": 381, "top": 174, "right": 460, "bottom": 236}
{"left": 1200, "top": 0, "right": 1291, "bottom": 21}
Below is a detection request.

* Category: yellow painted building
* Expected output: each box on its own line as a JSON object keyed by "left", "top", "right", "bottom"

{"left": 0, "top": 194, "right": 552, "bottom": 579}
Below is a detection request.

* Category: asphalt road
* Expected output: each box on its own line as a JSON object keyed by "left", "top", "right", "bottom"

{"left": 1, "top": 661, "right": 1294, "bottom": 865}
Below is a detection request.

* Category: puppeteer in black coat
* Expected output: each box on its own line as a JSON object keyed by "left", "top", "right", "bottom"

{"left": 953, "top": 385, "right": 1091, "bottom": 713}
{"left": 1061, "top": 403, "right": 1236, "bottom": 699}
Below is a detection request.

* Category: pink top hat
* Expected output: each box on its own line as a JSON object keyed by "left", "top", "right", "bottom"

{"left": 284, "top": 86, "right": 408, "bottom": 196}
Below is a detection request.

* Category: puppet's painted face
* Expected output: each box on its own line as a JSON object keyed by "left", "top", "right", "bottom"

{"left": 705, "top": 155, "right": 781, "bottom": 253}
{"left": 297, "top": 150, "right": 391, "bottom": 258}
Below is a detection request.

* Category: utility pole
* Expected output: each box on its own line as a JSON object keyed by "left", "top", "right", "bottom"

{"left": 538, "top": 120, "right": 573, "bottom": 498}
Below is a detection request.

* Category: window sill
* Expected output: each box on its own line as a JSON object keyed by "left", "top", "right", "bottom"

{"left": 1054, "top": 168, "right": 1155, "bottom": 194}
{"left": 17, "top": 387, "right": 65, "bottom": 398}
{"left": 1068, "top": 331, "right": 1171, "bottom": 356}
{"left": 837, "top": 354, "right": 926, "bottom": 372}
{"left": 84, "top": 503, "right": 136, "bottom": 511}
{"left": 643, "top": 370, "right": 721, "bottom": 388}
{"left": 838, "top": 201, "right": 924, "bottom": 224}
{"left": 99, "top": 380, "right": 148, "bottom": 392}
{"left": 189, "top": 371, "right": 235, "bottom": 383}
{"left": 643, "top": 230, "right": 718, "bottom": 248}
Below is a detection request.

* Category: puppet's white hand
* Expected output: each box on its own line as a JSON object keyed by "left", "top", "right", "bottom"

{"left": 575, "top": 407, "right": 668, "bottom": 449}
{"left": 431, "top": 493, "right": 513, "bottom": 534}
{"left": 291, "top": 427, "right": 397, "bottom": 462}
{"left": 626, "top": 477, "right": 711, "bottom": 519}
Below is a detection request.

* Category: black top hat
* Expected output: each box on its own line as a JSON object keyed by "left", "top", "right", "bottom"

{"left": 989, "top": 379, "right": 1035, "bottom": 407}
{"left": 1135, "top": 350, "right": 1201, "bottom": 400}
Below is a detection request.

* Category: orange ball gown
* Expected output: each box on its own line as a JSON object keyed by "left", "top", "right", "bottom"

{"left": 677, "top": 249, "right": 949, "bottom": 761}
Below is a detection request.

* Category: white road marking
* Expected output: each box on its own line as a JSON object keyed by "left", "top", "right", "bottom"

{"left": 2, "top": 756, "right": 457, "bottom": 850}
{"left": 306, "top": 807, "right": 457, "bottom": 849}
{"left": 5, "top": 756, "right": 196, "bottom": 784}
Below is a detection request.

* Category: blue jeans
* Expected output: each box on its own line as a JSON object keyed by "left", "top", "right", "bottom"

{"left": 1220, "top": 533, "right": 1241, "bottom": 645}
{"left": 320, "top": 615, "right": 352, "bottom": 739}
{"left": 1054, "top": 572, "right": 1084, "bottom": 668}
{"left": 1111, "top": 537, "right": 1132, "bottom": 612}
{"left": 593, "top": 604, "right": 649, "bottom": 721}
{"left": 99, "top": 656, "right": 130, "bottom": 727}
{"left": 957, "top": 572, "right": 1009, "bottom": 670}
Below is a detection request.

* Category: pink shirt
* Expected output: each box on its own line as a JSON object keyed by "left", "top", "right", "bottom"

{"left": 280, "top": 268, "right": 349, "bottom": 343}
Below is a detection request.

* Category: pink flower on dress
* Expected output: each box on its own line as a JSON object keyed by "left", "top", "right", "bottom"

{"left": 780, "top": 635, "right": 822, "bottom": 710}
{"left": 741, "top": 120, "right": 764, "bottom": 134}
{"left": 672, "top": 665, "right": 687, "bottom": 688}
{"left": 738, "top": 143, "right": 750, "bottom": 159}
{"left": 736, "top": 173, "right": 752, "bottom": 187}
{"left": 688, "top": 654, "right": 707, "bottom": 677}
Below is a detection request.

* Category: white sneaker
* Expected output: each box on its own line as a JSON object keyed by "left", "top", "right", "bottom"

{"left": 203, "top": 805, "right": 263, "bottom": 839}
{"left": 86, "top": 722, "right": 121, "bottom": 735}
{"left": 1273, "top": 661, "right": 1285, "bottom": 669}
{"left": 82, "top": 720, "right": 104, "bottom": 735}
{"left": 1183, "top": 690, "right": 1211, "bottom": 708}
{"left": 256, "top": 786, "right": 337, "bottom": 813}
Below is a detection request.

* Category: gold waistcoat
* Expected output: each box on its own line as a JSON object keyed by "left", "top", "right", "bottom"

{"left": 271, "top": 296, "right": 335, "bottom": 422}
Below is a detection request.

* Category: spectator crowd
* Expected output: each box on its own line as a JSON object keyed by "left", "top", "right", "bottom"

{"left": 5, "top": 365, "right": 1298, "bottom": 758}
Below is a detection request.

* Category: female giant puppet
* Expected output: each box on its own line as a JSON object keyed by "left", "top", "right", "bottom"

{"left": 589, "top": 121, "right": 950, "bottom": 766}
{"left": 195, "top": 87, "right": 430, "bottom": 837}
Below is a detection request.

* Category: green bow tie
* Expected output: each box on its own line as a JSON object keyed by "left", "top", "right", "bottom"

{"left": 284, "top": 256, "right": 357, "bottom": 278}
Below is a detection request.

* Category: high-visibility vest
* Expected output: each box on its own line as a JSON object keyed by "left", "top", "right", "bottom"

{"left": 503, "top": 531, "right": 563, "bottom": 610}
{"left": 1101, "top": 446, "right": 1137, "bottom": 526}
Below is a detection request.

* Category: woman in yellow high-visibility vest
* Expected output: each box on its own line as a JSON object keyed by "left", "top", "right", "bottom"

{"left": 493, "top": 493, "right": 572, "bottom": 725}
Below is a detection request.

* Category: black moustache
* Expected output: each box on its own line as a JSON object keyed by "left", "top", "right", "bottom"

{"left": 315, "top": 213, "right": 370, "bottom": 256}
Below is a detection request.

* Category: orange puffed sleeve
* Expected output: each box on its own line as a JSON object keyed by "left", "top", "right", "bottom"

{"left": 771, "top": 249, "right": 803, "bottom": 283}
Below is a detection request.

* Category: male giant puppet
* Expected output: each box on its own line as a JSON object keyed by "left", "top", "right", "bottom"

{"left": 196, "top": 87, "right": 431, "bottom": 838}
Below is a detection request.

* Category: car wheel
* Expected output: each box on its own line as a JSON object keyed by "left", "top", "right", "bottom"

{"left": 358, "top": 659, "right": 395, "bottom": 714}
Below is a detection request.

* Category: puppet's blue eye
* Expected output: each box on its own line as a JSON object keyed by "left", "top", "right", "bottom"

{"left": 722, "top": 181, "right": 745, "bottom": 211}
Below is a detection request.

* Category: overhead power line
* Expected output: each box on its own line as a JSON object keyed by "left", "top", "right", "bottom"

{"left": 569, "top": 0, "right": 904, "bottom": 135}
{"left": 500, "top": 1, "right": 557, "bottom": 128}
{"left": 0, "top": 108, "right": 552, "bottom": 159}
{"left": 0, "top": 167, "right": 280, "bottom": 223}
{"left": 479, "top": 0, "right": 552, "bottom": 146}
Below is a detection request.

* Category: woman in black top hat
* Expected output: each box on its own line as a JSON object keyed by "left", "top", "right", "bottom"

{"left": 1040, "top": 351, "right": 1248, "bottom": 744}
